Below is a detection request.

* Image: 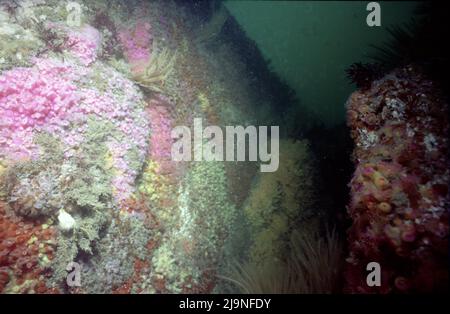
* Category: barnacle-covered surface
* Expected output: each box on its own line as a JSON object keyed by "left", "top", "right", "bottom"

{"left": 345, "top": 65, "right": 449, "bottom": 293}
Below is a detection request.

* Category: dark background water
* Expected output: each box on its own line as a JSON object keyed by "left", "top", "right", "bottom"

{"left": 224, "top": 1, "right": 418, "bottom": 126}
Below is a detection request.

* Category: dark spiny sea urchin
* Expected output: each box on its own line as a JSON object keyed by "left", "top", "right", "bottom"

{"left": 345, "top": 62, "right": 384, "bottom": 90}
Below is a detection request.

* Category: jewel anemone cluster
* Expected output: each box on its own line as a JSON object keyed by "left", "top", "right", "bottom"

{"left": 345, "top": 65, "right": 449, "bottom": 293}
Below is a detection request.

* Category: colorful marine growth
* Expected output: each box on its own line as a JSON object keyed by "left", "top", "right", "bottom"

{"left": 0, "top": 0, "right": 448, "bottom": 295}
{"left": 345, "top": 65, "right": 449, "bottom": 293}
{"left": 0, "top": 0, "right": 319, "bottom": 294}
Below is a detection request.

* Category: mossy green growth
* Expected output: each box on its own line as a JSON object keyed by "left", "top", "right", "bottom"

{"left": 108, "top": 57, "right": 131, "bottom": 77}
{"left": 197, "top": 92, "right": 210, "bottom": 113}
{"left": 76, "top": 213, "right": 153, "bottom": 293}
{"left": 149, "top": 161, "right": 237, "bottom": 291}
{"left": 17, "top": 119, "right": 112, "bottom": 283}
{"left": 14, "top": 0, "right": 89, "bottom": 28}
{"left": 138, "top": 160, "right": 162, "bottom": 203}
{"left": 152, "top": 242, "right": 177, "bottom": 276}
{"left": 182, "top": 161, "right": 237, "bottom": 264}
{"left": 45, "top": 117, "right": 117, "bottom": 286}
{"left": 35, "top": 132, "right": 65, "bottom": 161}
{"left": 0, "top": 17, "right": 43, "bottom": 70}
{"left": 24, "top": 4, "right": 68, "bottom": 24}
{"left": 126, "top": 146, "right": 143, "bottom": 174}
{"left": 2, "top": 132, "right": 63, "bottom": 185}
{"left": 88, "top": 65, "right": 112, "bottom": 93}
{"left": 2, "top": 133, "right": 66, "bottom": 218}
{"left": 74, "top": 209, "right": 109, "bottom": 254}
{"left": 48, "top": 209, "right": 108, "bottom": 285}
{"left": 62, "top": 117, "right": 115, "bottom": 212}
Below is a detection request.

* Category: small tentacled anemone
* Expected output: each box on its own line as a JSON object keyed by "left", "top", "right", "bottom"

{"left": 345, "top": 62, "right": 384, "bottom": 90}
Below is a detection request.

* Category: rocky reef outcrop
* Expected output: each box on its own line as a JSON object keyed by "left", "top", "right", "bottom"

{"left": 345, "top": 65, "right": 449, "bottom": 293}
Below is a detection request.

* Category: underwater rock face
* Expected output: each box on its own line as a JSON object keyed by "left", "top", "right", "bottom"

{"left": 0, "top": 53, "right": 149, "bottom": 206}
{"left": 7, "top": 166, "right": 63, "bottom": 218}
{"left": 0, "top": 0, "right": 157, "bottom": 293}
{"left": 0, "top": 0, "right": 273, "bottom": 294}
{"left": 345, "top": 65, "right": 449, "bottom": 293}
